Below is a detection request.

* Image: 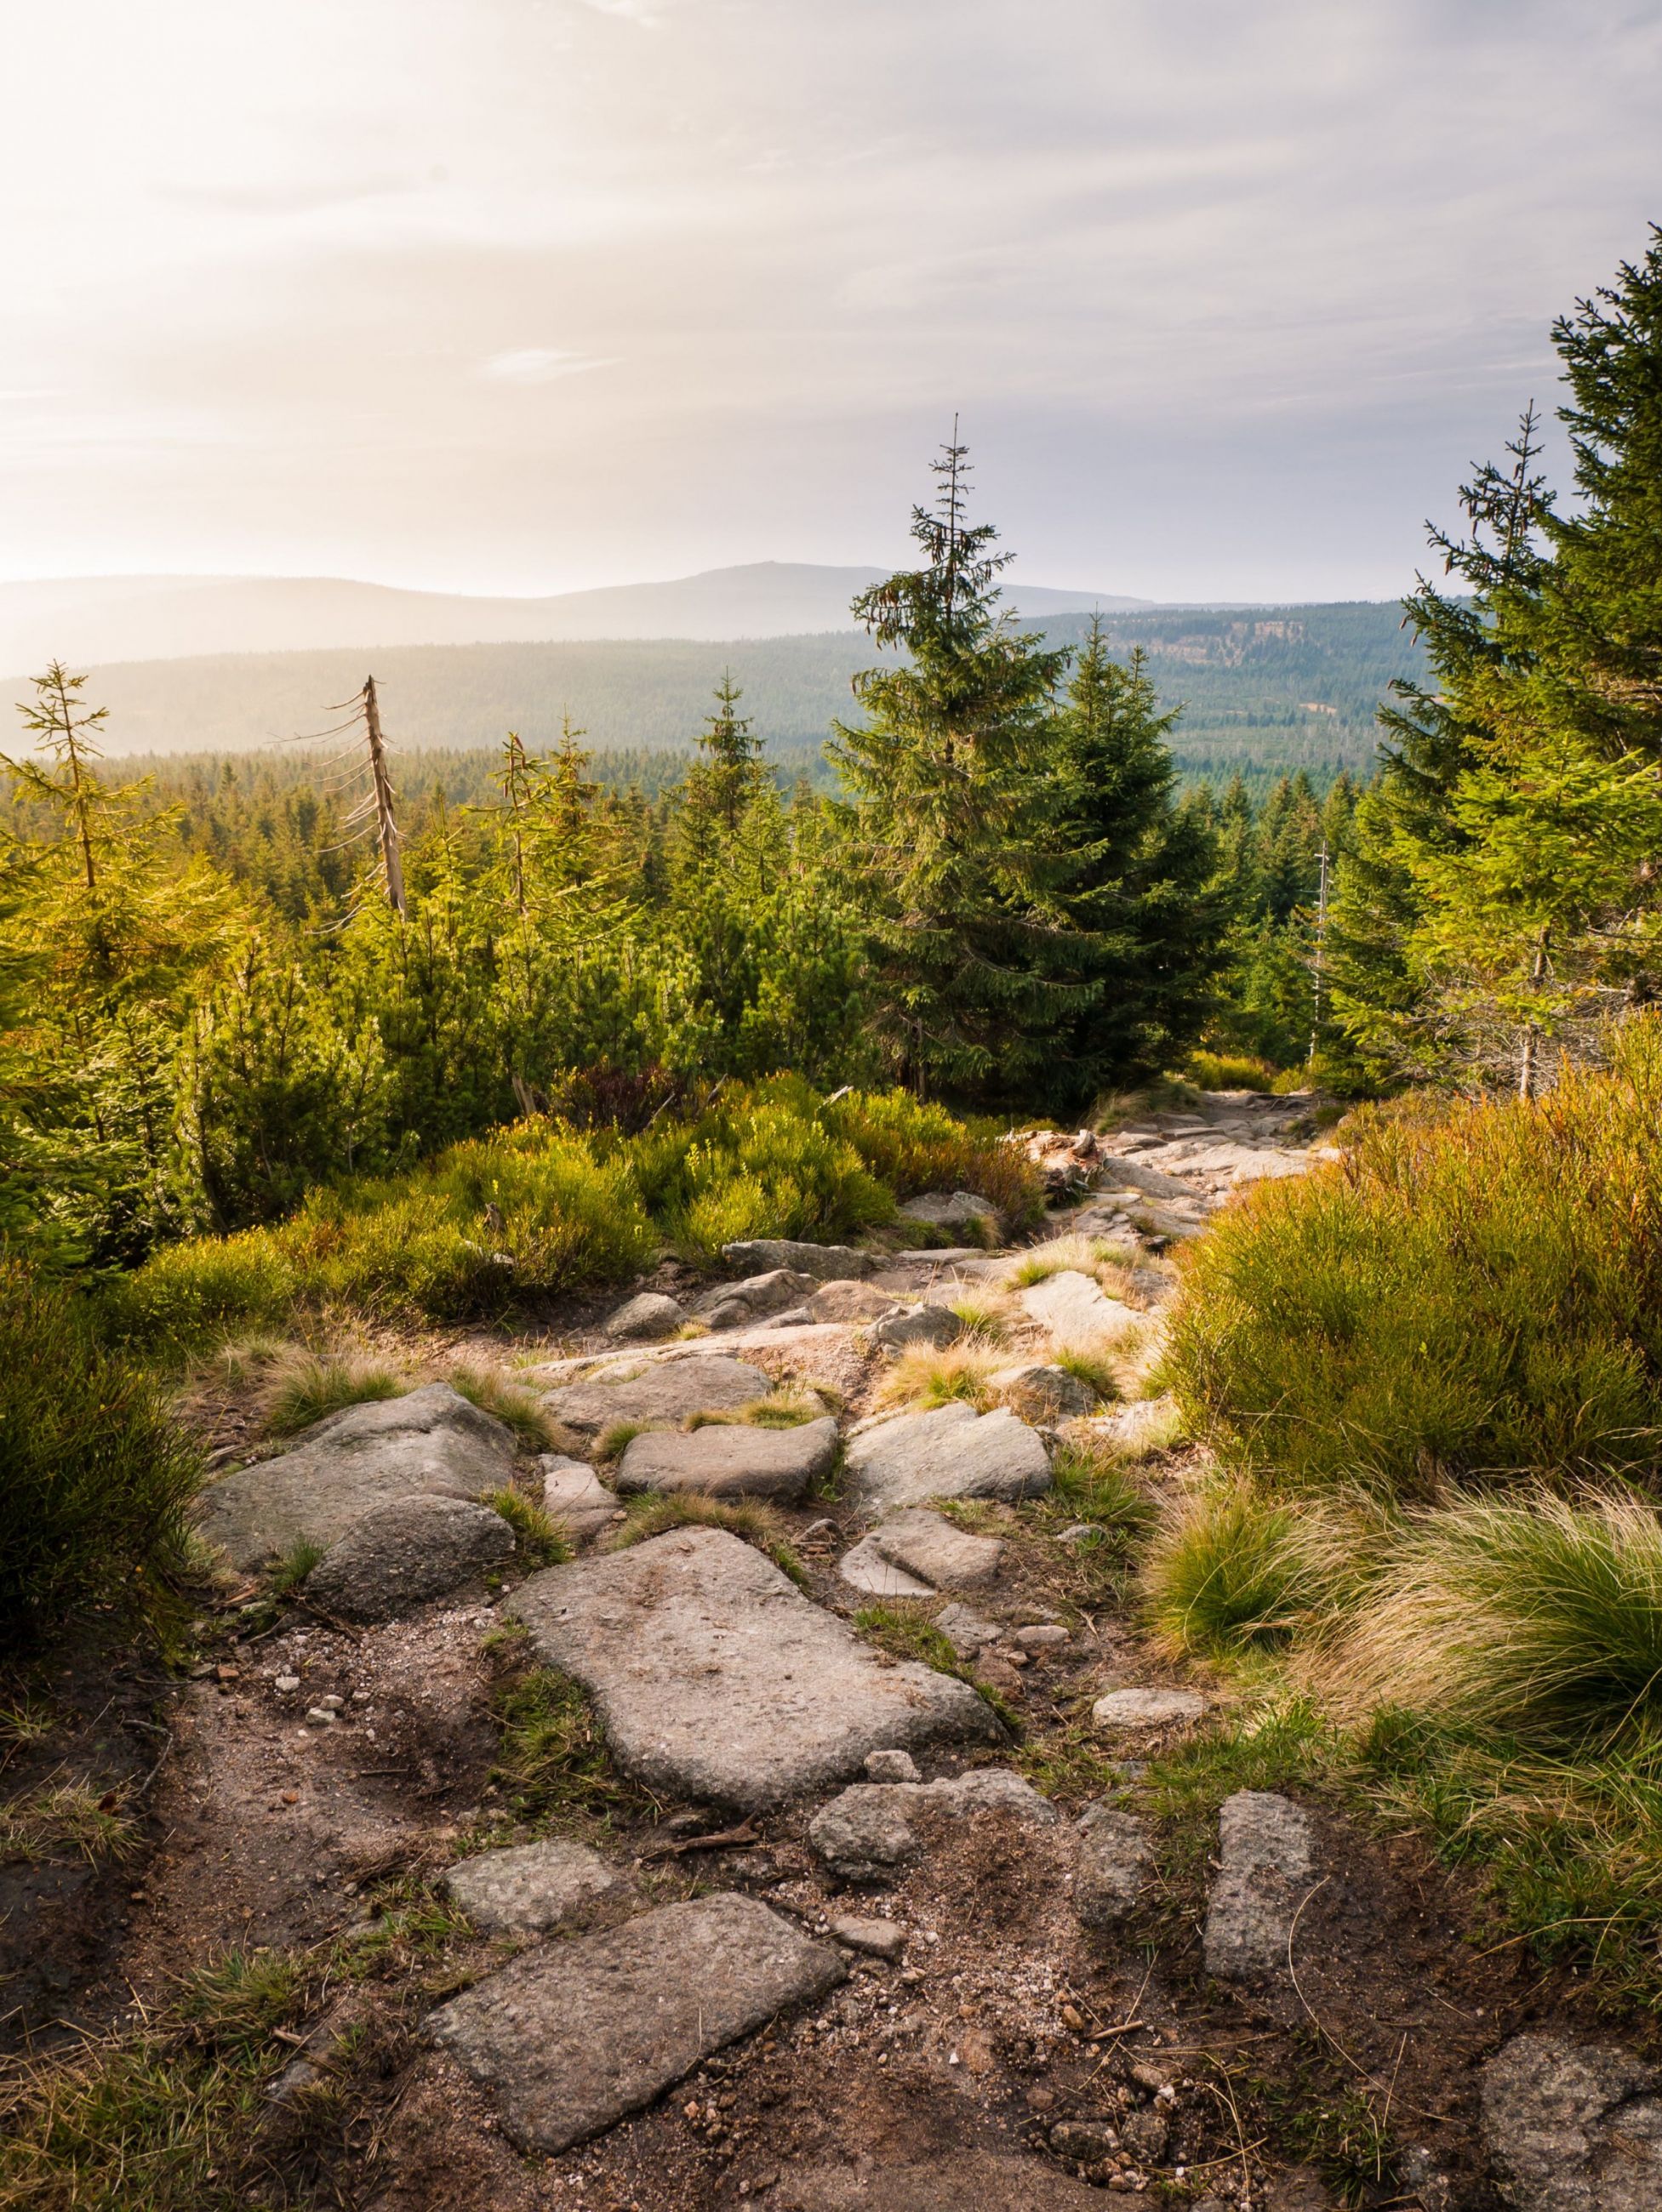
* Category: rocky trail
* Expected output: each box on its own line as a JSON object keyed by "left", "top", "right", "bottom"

{"left": 8, "top": 1089, "right": 1660, "bottom": 2212}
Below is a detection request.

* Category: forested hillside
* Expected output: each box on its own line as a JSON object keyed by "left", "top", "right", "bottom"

{"left": 16, "top": 598, "right": 1421, "bottom": 798}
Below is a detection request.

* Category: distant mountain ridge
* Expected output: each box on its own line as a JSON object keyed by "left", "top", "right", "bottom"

{"left": 0, "top": 561, "right": 1151, "bottom": 674}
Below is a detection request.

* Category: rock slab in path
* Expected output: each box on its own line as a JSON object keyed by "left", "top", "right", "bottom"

{"left": 1073, "top": 1804, "right": 1153, "bottom": 1927}
{"left": 614, "top": 1414, "right": 837, "bottom": 1502}
{"left": 898, "top": 1190, "right": 1001, "bottom": 1239}
{"left": 867, "top": 1507, "right": 1004, "bottom": 1590}
{"left": 808, "top": 1769, "right": 1057, "bottom": 1882}
{"left": 871, "top": 1303, "right": 963, "bottom": 1352}
{"left": 1019, "top": 1270, "right": 1142, "bottom": 1343}
{"left": 510, "top": 1528, "right": 1000, "bottom": 1810}
{"left": 197, "top": 1383, "right": 518, "bottom": 1571}
{"left": 774, "top": 2153, "right": 1105, "bottom": 2209}
{"left": 540, "top": 1454, "right": 620, "bottom": 1542}
{"left": 722, "top": 1239, "right": 871, "bottom": 1281}
{"left": 694, "top": 1268, "right": 816, "bottom": 1328}
{"left": 1482, "top": 2032, "right": 1662, "bottom": 2210}
{"left": 603, "top": 1291, "right": 688, "bottom": 1341}
{"left": 442, "top": 1837, "right": 622, "bottom": 1936}
{"left": 541, "top": 1356, "right": 769, "bottom": 1441}
{"left": 808, "top": 1279, "right": 900, "bottom": 1324}
{"left": 844, "top": 1402, "right": 1051, "bottom": 1513}
{"left": 1093, "top": 1686, "right": 1207, "bottom": 1730}
{"left": 1203, "top": 1789, "right": 1315, "bottom": 1983}
{"left": 991, "top": 1360, "right": 1102, "bottom": 1421}
{"left": 305, "top": 1495, "right": 514, "bottom": 1622}
{"left": 427, "top": 1891, "right": 845, "bottom": 2152}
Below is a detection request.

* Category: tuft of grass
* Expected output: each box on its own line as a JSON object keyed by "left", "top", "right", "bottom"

{"left": 1165, "top": 1020, "right": 1662, "bottom": 1498}
{"left": 1184, "top": 1049, "right": 1282, "bottom": 1092}
{"left": 684, "top": 1393, "right": 824, "bottom": 1432}
{"left": 0, "top": 1782, "right": 140, "bottom": 1866}
{"left": 450, "top": 1362, "right": 558, "bottom": 1451}
{"left": 489, "top": 1666, "right": 649, "bottom": 1831}
{"left": 1050, "top": 1344, "right": 1121, "bottom": 1400}
{"left": 263, "top": 1350, "right": 406, "bottom": 1437}
{"left": 268, "top": 1537, "right": 323, "bottom": 1599}
{"left": 1315, "top": 1486, "right": 1662, "bottom": 1752}
{"left": 946, "top": 1293, "right": 1013, "bottom": 1343}
{"left": 1141, "top": 1478, "right": 1361, "bottom": 1659}
{"left": 480, "top": 1485, "right": 573, "bottom": 1568}
{"left": 605, "top": 1490, "right": 807, "bottom": 1587}
{"left": 595, "top": 1417, "right": 654, "bottom": 1462}
{"left": 854, "top": 1600, "right": 1019, "bottom": 1732}
{"left": 1047, "top": 1440, "right": 1157, "bottom": 1538}
{"left": 877, "top": 1341, "right": 1001, "bottom": 1413}
{"left": 0, "top": 1260, "right": 203, "bottom": 1651}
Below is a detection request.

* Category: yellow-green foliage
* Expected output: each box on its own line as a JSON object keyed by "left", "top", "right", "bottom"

{"left": 1165, "top": 1020, "right": 1662, "bottom": 1497}
{"left": 1142, "top": 1477, "right": 1365, "bottom": 1657}
{"left": 263, "top": 1350, "right": 405, "bottom": 1436}
{"left": 1184, "top": 1049, "right": 1280, "bottom": 1092}
{"left": 818, "top": 1085, "right": 1045, "bottom": 1228}
{"left": 104, "top": 1124, "right": 656, "bottom": 1348}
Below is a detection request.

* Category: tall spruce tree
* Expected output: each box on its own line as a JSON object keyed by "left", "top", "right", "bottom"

{"left": 1044, "top": 630, "right": 1222, "bottom": 1103}
{"left": 830, "top": 436, "right": 1090, "bottom": 1103}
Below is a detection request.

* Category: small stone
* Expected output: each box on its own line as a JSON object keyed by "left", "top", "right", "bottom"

{"left": 1015, "top": 1624, "right": 1069, "bottom": 1649}
{"left": 540, "top": 1455, "right": 619, "bottom": 1542}
{"left": 936, "top": 1600, "right": 1001, "bottom": 1656}
{"left": 807, "top": 1280, "right": 898, "bottom": 1324}
{"left": 870, "top": 1508, "right": 1005, "bottom": 1590}
{"left": 541, "top": 1356, "right": 770, "bottom": 1441}
{"left": 1051, "top": 2120, "right": 1120, "bottom": 2163}
{"left": 899, "top": 1190, "right": 1002, "bottom": 1240}
{"left": 1092, "top": 1687, "right": 1206, "bottom": 1730}
{"left": 991, "top": 1361, "right": 1102, "bottom": 1421}
{"left": 274, "top": 1674, "right": 300, "bottom": 1693}
{"left": 865, "top": 1748, "right": 922, "bottom": 1783}
{"left": 871, "top": 1304, "right": 964, "bottom": 1353}
{"left": 1203, "top": 1790, "right": 1315, "bottom": 1984}
{"left": 808, "top": 1769, "right": 1056, "bottom": 1882}
{"left": 837, "top": 1539, "right": 935, "bottom": 1598}
{"left": 826, "top": 1914, "right": 906, "bottom": 1963}
{"left": 603, "top": 1291, "right": 688, "bottom": 1341}
{"left": 720, "top": 1240, "right": 871, "bottom": 1282}
{"left": 305, "top": 1706, "right": 335, "bottom": 1726}
{"left": 1120, "top": 2108, "right": 1168, "bottom": 2164}
{"left": 443, "top": 1837, "right": 623, "bottom": 1936}
{"left": 1073, "top": 1804, "right": 1152, "bottom": 1927}
{"left": 615, "top": 1417, "right": 838, "bottom": 1504}
{"left": 319, "top": 1692, "right": 345, "bottom": 1710}
{"left": 1019, "top": 1270, "right": 1142, "bottom": 1343}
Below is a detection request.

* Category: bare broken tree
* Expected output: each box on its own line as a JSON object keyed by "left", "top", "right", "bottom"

{"left": 290, "top": 676, "right": 407, "bottom": 917}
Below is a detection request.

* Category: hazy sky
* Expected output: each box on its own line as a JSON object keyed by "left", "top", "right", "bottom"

{"left": 3, "top": 0, "right": 1659, "bottom": 602}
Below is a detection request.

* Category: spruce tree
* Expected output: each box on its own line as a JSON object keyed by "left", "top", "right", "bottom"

{"left": 830, "top": 436, "right": 1088, "bottom": 1103}
{"left": 1044, "top": 630, "right": 1223, "bottom": 1103}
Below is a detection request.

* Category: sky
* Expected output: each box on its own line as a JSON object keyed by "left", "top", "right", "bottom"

{"left": 2, "top": 0, "right": 1659, "bottom": 605}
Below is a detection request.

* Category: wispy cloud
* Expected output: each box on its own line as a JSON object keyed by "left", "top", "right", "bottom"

{"left": 479, "top": 348, "right": 615, "bottom": 384}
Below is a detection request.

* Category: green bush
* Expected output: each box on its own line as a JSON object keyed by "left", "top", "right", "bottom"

{"left": 1166, "top": 1019, "right": 1662, "bottom": 1497}
{"left": 631, "top": 1090, "right": 894, "bottom": 1259}
{"left": 820, "top": 1085, "right": 1045, "bottom": 1227}
{"left": 0, "top": 1261, "right": 202, "bottom": 1646}
{"left": 1184, "top": 1049, "right": 1279, "bottom": 1092}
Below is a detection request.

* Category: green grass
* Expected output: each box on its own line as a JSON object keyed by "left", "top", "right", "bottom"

{"left": 1050, "top": 1344, "right": 1120, "bottom": 1400}
{"left": 479, "top": 1485, "right": 573, "bottom": 1568}
{"left": 262, "top": 1350, "right": 405, "bottom": 1436}
{"left": 489, "top": 1666, "right": 651, "bottom": 1831}
{"left": 1046, "top": 1440, "right": 1157, "bottom": 1538}
{"left": 683, "top": 1393, "right": 823, "bottom": 1432}
{"left": 268, "top": 1538, "right": 323, "bottom": 1599}
{"left": 0, "top": 1260, "right": 202, "bottom": 1650}
{"left": 0, "top": 1947, "right": 318, "bottom": 2211}
{"left": 1141, "top": 1478, "right": 1360, "bottom": 1658}
{"left": 594, "top": 1417, "right": 653, "bottom": 1462}
{"left": 1165, "top": 1021, "right": 1662, "bottom": 1497}
{"left": 877, "top": 1341, "right": 1000, "bottom": 1412}
{"left": 1184, "top": 1049, "right": 1281, "bottom": 1092}
{"left": 605, "top": 1491, "right": 807, "bottom": 1587}
{"left": 946, "top": 1294, "right": 1011, "bottom": 1343}
{"left": 0, "top": 1783, "right": 140, "bottom": 1866}
{"left": 449, "top": 1362, "right": 559, "bottom": 1451}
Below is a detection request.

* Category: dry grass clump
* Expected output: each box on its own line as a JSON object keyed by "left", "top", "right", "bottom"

{"left": 0, "top": 1782, "right": 141, "bottom": 1866}
{"left": 1313, "top": 1485, "right": 1662, "bottom": 1750}
{"left": 946, "top": 1291, "right": 1017, "bottom": 1343}
{"left": 1003, "top": 1234, "right": 1135, "bottom": 1291}
{"left": 685, "top": 1393, "right": 825, "bottom": 1431}
{"left": 605, "top": 1489, "right": 807, "bottom": 1586}
{"left": 876, "top": 1340, "right": 1003, "bottom": 1413}
{"left": 449, "top": 1361, "right": 559, "bottom": 1451}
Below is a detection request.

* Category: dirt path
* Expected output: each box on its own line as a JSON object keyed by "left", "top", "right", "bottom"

{"left": 7, "top": 1089, "right": 1657, "bottom": 2211}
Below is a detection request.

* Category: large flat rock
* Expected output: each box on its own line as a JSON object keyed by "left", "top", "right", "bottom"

{"left": 427, "top": 1892, "right": 844, "bottom": 2152}
{"left": 614, "top": 1415, "right": 837, "bottom": 1502}
{"left": 305, "top": 1495, "right": 514, "bottom": 1621}
{"left": 866, "top": 1507, "right": 1004, "bottom": 1589}
{"left": 195, "top": 1383, "right": 517, "bottom": 1571}
{"left": 843, "top": 1403, "right": 1051, "bottom": 1513}
{"left": 541, "top": 1356, "right": 769, "bottom": 1440}
{"left": 510, "top": 1527, "right": 1001, "bottom": 1810}
{"left": 1203, "top": 1789, "right": 1314, "bottom": 1983}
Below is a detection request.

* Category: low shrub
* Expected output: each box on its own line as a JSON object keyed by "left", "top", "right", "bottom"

{"left": 818, "top": 1086, "right": 1045, "bottom": 1229}
{"left": 1165, "top": 1018, "right": 1662, "bottom": 1497}
{"left": 631, "top": 1091, "right": 894, "bottom": 1260}
{"left": 0, "top": 1262, "right": 202, "bottom": 1648}
{"left": 1317, "top": 1487, "right": 1662, "bottom": 1752}
{"left": 1184, "top": 1050, "right": 1280, "bottom": 1092}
